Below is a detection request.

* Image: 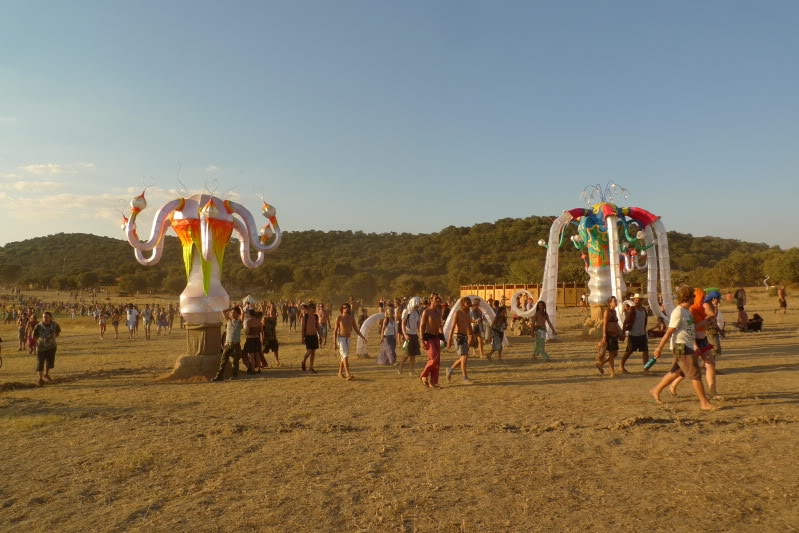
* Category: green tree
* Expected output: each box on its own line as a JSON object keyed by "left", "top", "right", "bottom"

{"left": 78, "top": 271, "right": 100, "bottom": 289}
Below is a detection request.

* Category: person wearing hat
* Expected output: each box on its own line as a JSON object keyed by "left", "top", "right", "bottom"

{"left": 621, "top": 293, "right": 649, "bottom": 373}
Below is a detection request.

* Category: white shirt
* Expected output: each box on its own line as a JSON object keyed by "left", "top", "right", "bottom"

{"left": 668, "top": 306, "right": 695, "bottom": 350}
{"left": 402, "top": 308, "right": 421, "bottom": 335}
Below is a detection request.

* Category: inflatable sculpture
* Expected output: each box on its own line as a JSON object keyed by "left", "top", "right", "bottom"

{"left": 512, "top": 183, "right": 673, "bottom": 338}
{"left": 122, "top": 189, "right": 281, "bottom": 377}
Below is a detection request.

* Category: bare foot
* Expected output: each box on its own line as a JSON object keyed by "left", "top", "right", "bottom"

{"left": 669, "top": 385, "right": 678, "bottom": 397}
{"left": 44, "top": 375, "right": 52, "bottom": 382}
{"left": 346, "top": 375, "right": 354, "bottom": 381}
{"left": 420, "top": 378, "right": 429, "bottom": 388}
{"left": 595, "top": 363, "right": 605, "bottom": 375}
{"left": 430, "top": 384, "right": 442, "bottom": 389}
{"left": 37, "top": 378, "right": 45, "bottom": 387}
{"left": 620, "top": 367, "right": 630, "bottom": 374}
{"left": 650, "top": 388, "right": 664, "bottom": 404}
{"left": 700, "top": 403, "right": 721, "bottom": 411}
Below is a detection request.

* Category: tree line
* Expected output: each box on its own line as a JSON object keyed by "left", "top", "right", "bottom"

{"left": 0, "top": 217, "right": 794, "bottom": 302}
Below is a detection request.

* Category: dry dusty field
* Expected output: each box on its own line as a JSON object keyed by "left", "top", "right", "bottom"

{"left": 1, "top": 289, "right": 797, "bottom": 533}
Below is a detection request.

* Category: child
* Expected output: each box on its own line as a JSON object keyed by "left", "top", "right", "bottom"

{"left": 334, "top": 303, "right": 367, "bottom": 380}
{"left": 531, "top": 301, "right": 556, "bottom": 361}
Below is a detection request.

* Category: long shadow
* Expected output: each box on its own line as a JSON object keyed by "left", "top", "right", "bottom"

{"left": 718, "top": 362, "right": 799, "bottom": 375}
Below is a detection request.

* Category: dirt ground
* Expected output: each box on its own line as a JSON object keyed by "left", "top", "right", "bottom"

{"left": 1, "top": 289, "right": 797, "bottom": 532}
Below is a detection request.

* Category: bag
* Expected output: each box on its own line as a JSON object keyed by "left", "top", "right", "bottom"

{"left": 401, "top": 339, "right": 409, "bottom": 351}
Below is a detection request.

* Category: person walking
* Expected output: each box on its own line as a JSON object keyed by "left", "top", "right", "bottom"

{"left": 446, "top": 296, "right": 474, "bottom": 384}
{"left": 620, "top": 294, "right": 648, "bottom": 373}
{"left": 212, "top": 307, "right": 244, "bottom": 381}
{"left": 398, "top": 296, "right": 423, "bottom": 375}
{"left": 649, "top": 286, "right": 720, "bottom": 410}
{"left": 419, "top": 294, "right": 444, "bottom": 388}
{"left": 377, "top": 303, "right": 398, "bottom": 365}
{"left": 33, "top": 312, "right": 61, "bottom": 387}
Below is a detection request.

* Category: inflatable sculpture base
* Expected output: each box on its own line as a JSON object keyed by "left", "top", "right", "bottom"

{"left": 581, "top": 304, "right": 607, "bottom": 338}
{"left": 167, "top": 324, "right": 223, "bottom": 380}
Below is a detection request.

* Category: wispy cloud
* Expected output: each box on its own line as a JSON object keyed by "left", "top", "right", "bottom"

{"left": 18, "top": 162, "right": 96, "bottom": 175}
{"left": 0, "top": 116, "right": 17, "bottom": 123}
{"left": 0, "top": 180, "right": 64, "bottom": 192}
{"left": 206, "top": 165, "right": 220, "bottom": 172}
{"left": 20, "top": 163, "right": 70, "bottom": 175}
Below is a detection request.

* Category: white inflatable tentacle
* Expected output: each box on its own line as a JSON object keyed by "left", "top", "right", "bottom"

{"left": 356, "top": 312, "right": 384, "bottom": 356}
{"left": 511, "top": 289, "right": 536, "bottom": 319}
{"left": 540, "top": 212, "right": 573, "bottom": 339}
{"left": 644, "top": 226, "right": 667, "bottom": 322}
{"left": 228, "top": 201, "right": 282, "bottom": 252}
{"left": 232, "top": 218, "right": 265, "bottom": 268}
{"left": 606, "top": 215, "right": 625, "bottom": 323}
{"left": 133, "top": 237, "right": 166, "bottom": 266}
{"left": 652, "top": 219, "right": 675, "bottom": 315}
{"left": 125, "top": 199, "right": 181, "bottom": 251}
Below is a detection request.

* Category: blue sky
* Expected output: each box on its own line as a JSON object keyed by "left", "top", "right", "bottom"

{"left": 1, "top": 1, "right": 797, "bottom": 247}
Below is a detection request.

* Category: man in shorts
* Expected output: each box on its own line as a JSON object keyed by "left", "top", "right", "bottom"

{"left": 334, "top": 303, "right": 366, "bottom": 380}
{"left": 446, "top": 296, "right": 475, "bottom": 384}
{"left": 620, "top": 294, "right": 649, "bottom": 373}
{"left": 33, "top": 312, "right": 61, "bottom": 387}
{"left": 212, "top": 307, "right": 244, "bottom": 381}
{"left": 301, "top": 302, "right": 320, "bottom": 373}
{"left": 142, "top": 304, "right": 154, "bottom": 340}
{"left": 262, "top": 303, "right": 282, "bottom": 366}
{"left": 398, "top": 297, "right": 422, "bottom": 375}
{"left": 317, "top": 303, "right": 330, "bottom": 348}
{"left": 125, "top": 304, "right": 138, "bottom": 339}
{"left": 649, "top": 286, "right": 719, "bottom": 410}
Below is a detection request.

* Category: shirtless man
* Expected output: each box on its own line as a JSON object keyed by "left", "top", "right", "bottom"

{"left": 775, "top": 285, "right": 788, "bottom": 314}
{"left": 446, "top": 296, "right": 474, "bottom": 384}
{"left": 318, "top": 303, "right": 331, "bottom": 348}
{"left": 334, "top": 303, "right": 366, "bottom": 380}
{"left": 419, "top": 294, "right": 444, "bottom": 388}
{"left": 300, "top": 303, "right": 320, "bottom": 373}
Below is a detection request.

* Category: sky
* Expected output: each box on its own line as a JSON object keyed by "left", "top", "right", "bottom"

{"left": 1, "top": 1, "right": 797, "bottom": 248}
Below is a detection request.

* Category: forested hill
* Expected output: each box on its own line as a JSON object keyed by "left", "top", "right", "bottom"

{"left": 0, "top": 216, "right": 794, "bottom": 302}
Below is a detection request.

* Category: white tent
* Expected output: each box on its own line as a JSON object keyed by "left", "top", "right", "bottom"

{"left": 242, "top": 294, "right": 257, "bottom": 304}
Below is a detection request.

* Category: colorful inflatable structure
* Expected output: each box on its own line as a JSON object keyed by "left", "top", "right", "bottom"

{"left": 512, "top": 183, "right": 673, "bottom": 338}
{"left": 122, "top": 189, "right": 281, "bottom": 377}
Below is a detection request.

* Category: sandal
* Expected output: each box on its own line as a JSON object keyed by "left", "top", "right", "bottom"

{"left": 595, "top": 363, "right": 605, "bottom": 375}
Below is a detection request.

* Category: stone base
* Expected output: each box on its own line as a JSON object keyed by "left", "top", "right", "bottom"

{"left": 160, "top": 323, "right": 223, "bottom": 380}
{"left": 168, "top": 354, "right": 221, "bottom": 380}
{"left": 581, "top": 303, "right": 607, "bottom": 337}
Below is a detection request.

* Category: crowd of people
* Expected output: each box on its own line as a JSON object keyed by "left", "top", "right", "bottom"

{"left": 2, "top": 284, "right": 787, "bottom": 407}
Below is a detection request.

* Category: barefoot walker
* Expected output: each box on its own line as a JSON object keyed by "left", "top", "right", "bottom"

{"left": 649, "top": 286, "right": 719, "bottom": 410}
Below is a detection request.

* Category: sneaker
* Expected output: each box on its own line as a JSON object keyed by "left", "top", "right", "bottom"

{"left": 446, "top": 367, "right": 453, "bottom": 382}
